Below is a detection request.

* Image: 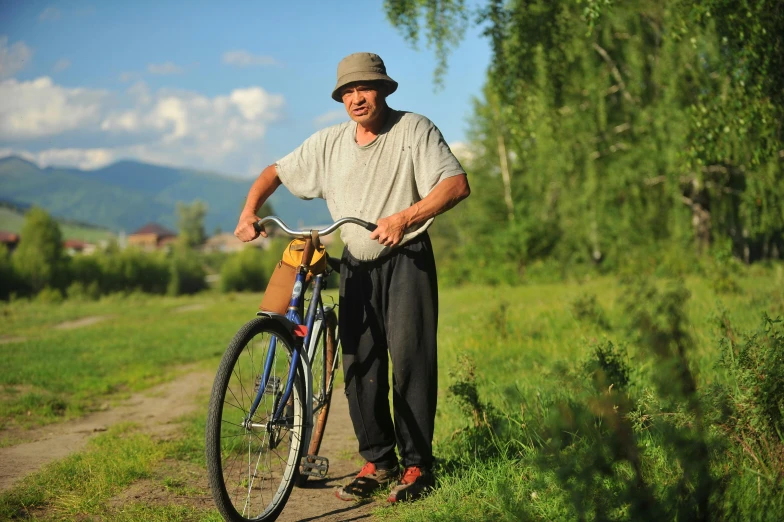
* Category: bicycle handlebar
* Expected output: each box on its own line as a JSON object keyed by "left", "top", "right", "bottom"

{"left": 253, "top": 216, "right": 377, "bottom": 238}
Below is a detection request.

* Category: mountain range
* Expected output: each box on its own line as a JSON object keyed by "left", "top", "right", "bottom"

{"left": 0, "top": 156, "right": 331, "bottom": 234}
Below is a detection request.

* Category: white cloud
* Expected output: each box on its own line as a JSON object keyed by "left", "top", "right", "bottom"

{"left": 100, "top": 110, "right": 140, "bottom": 132}
{"left": 449, "top": 141, "right": 475, "bottom": 164}
{"left": 150, "top": 96, "right": 190, "bottom": 140}
{"left": 230, "top": 87, "right": 284, "bottom": 120}
{"left": 0, "top": 147, "right": 36, "bottom": 163}
{"left": 0, "top": 77, "right": 107, "bottom": 139}
{"left": 39, "top": 7, "right": 61, "bottom": 21}
{"left": 101, "top": 85, "right": 284, "bottom": 142}
{"left": 222, "top": 50, "right": 279, "bottom": 67}
{"left": 37, "top": 148, "right": 116, "bottom": 169}
{"left": 1, "top": 75, "right": 286, "bottom": 176}
{"left": 147, "top": 62, "right": 185, "bottom": 75}
{"left": 0, "top": 147, "right": 114, "bottom": 169}
{"left": 0, "top": 37, "right": 33, "bottom": 79}
{"left": 313, "top": 110, "right": 346, "bottom": 128}
{"left": 53, "top": 58, "right": 71, "bottom": 72}
{"left": 126, "top": 81, "right": 151, "bottom": 104}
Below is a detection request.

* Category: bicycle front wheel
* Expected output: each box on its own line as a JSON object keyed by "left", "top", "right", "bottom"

{"left": 206, "top": 317, "right": 305, "bottom": 522}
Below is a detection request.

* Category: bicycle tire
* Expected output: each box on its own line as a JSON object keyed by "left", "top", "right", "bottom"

{"left": 296, "top": 309, "right": 338, "bottom": 486}
{"left": 206, "top": 317, "right": 305, "bottom": 522}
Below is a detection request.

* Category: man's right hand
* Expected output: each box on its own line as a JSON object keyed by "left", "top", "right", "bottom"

{"left": 235, "top": 213, "right": 265, "bottom": 242}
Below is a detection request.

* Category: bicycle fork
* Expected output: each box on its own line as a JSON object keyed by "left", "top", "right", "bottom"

{"left": 243, "top": 320, "right": 314, "bottom": 451}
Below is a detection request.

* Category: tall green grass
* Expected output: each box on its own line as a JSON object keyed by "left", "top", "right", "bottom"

{"left": 379, "top": 269, "right": 784, "bottom": 521}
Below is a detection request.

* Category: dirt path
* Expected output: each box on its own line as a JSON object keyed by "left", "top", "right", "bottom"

{"left": 0, "top": 368, "right": 213, "bottom": 492}
{"left": 55, "top": 315, "right": 112, "bottom": 330}
{"left": 1, "top": 367, "right": 384, "bottom": 521}
{"left": 108, "top": 384, "right": 382, "bottom": 522}
{"left": 277, "top": 386, "right": 382, "bottom": 522}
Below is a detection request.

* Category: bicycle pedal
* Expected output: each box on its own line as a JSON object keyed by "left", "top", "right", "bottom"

{"left": 265, "top": 376, "right": 281, "bottom": 394}
{"left": 300, "top": 455, "right": 329, "bottom": 478}
{"left": 255, "top": 375, "right": 281, "bottom": 395}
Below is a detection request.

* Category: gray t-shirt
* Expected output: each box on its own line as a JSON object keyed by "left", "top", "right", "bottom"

{"left": 275, "top": 109, "right": 465, "bottom": 260}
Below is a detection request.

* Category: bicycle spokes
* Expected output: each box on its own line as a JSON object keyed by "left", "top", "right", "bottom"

{"left": 211, "top": 324, "right": 304, "bottom": 520}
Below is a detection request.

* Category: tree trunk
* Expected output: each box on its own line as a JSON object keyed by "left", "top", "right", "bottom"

{"left": 495, "top": 130, "right": 515, "bottom": 223}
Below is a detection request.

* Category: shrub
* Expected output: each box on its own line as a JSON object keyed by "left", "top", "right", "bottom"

{"left": 69, "top": 254, "right": 102, "bottom": 287}
{"left": 66, "top": 281, "right": 101, "bottom": 301}
{"left": 571, "top": 293, "right": 610, "bottom": 329}
{"left": 220, "top": 247, "right": 268, "bottom": 292}
{"left": 719, "top": 312, "right": 784, "bottom": 443}
{"left": 67, "top": 245, "right": 171, "bottom": 296}
{"left": 95, "top": 246, "right": 169, "bottom": 295}
{"left": 35, "top": 286, "right": 64, "bottom": 304}
{"left": 0, "top": 244, "right": 22, "bottom": 300}
{"left": 583, "top": 340, "right": 630, "bottom": 390}
{"left": 167, "top": 250, "right": 207, "bottom": 296}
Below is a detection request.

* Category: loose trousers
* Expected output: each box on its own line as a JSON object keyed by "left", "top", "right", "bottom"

{"left": 338, "top": 233, "right": 438, "bottom": 469}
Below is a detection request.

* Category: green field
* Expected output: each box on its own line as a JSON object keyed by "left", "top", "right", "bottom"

{"left": 0, "top": 206, "right": 115, "bottom": 243}
{"left": 1, "top": 269, "right": 783, "bottom": 520}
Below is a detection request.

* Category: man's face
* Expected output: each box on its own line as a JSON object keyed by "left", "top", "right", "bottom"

{"left": 340, "top": 82, "right": 386, "bottom": 126}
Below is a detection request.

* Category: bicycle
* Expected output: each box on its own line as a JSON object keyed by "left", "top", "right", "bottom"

{"left": 205, "top": 216, "right": 377, "bottom": 522}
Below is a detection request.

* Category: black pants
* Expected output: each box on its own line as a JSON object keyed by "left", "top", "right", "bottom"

{"left": 338, "top": 233, "right": 438, "bottom": 470}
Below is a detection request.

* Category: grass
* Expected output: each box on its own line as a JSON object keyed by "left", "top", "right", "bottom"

{"left": 0, "top": 292, "right": 262, "bottom": 428}
{"left": 0, "top": 266, "right": 782, "bottom": 520}
{"left": 1, "top": 422, "right": 164, "bottom": 519}
{"left": 375, "top": 269, "right": 784, "bottom": 521}
{"left": 0, "top": 419, "right": 221, "bottom": 521}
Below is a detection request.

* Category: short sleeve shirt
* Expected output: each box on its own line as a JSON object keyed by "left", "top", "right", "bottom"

{"left": 275, "top": 109, "right": 465, "bottom": 260}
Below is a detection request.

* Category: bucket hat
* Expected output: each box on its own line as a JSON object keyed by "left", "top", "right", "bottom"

{"left": 331, "top": 52, "right": 398, "bottom": 102}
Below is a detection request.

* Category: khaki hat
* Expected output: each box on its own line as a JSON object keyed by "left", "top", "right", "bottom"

{"left": 331, "top": 52, "right": 398, "bottom": 102}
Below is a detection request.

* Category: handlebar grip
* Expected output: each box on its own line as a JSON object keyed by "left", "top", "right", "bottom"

{"left": 253, "top": 220, "right": 264, "bottom": 233}
{"left": 364, "top": 222, "right": 377, "bottom": 232}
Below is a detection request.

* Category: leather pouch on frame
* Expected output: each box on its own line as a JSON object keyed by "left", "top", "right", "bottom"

{"left": 259, "top": 260, "right": 297, "bottom": 315}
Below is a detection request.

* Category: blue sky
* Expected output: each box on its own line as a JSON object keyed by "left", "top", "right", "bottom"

{"left": 0, "top": 1, "right": 490, "bottom": 177}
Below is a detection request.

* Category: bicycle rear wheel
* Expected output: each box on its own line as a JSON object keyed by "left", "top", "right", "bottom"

{"left": 297, "top": 309, "right": 338, "bottom": 486}
{"left": 206, "top": 317, "right": 305, "bottom": 522}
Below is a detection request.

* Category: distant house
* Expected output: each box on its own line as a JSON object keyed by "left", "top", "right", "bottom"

{"left": 0, "top": 231, "right": 19, "bottom": 253}
{"left": 63, "top": 239, "right": 96, "bottom": 255}
{"left": 127, "top": 223, "right": 177, "bottom": 250}
{"left": 202, "top": 233, "right": 270, "bottom": 253}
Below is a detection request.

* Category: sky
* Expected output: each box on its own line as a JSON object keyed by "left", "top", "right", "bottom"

{"left": 0, "top": 1, "right": 491, "bottom": 178}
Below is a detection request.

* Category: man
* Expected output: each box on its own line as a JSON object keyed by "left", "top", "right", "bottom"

{"left": 235, "top": 52, "right": 470, "bottom": 503}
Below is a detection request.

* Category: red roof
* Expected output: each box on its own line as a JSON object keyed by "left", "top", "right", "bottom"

{"left": 130, "top": 223, "right": 176, "bottom": 237}
{"left": 0, "top": 231, "right": 19, "bottom": 243}
{"left": 63, "top": 239, "right": 91, "bottom": 249}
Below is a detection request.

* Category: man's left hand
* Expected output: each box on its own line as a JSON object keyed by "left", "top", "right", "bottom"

{"left": 370, "top": 213, "right": 408, "bottom": 248}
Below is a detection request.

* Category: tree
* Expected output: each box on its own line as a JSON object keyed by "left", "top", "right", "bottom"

{"left": 12, "top": 207, "right": 67, "bottom": 293}
{"left": 385, "top": 0, "right": 783, "bottom": 278}
{"left": 0, "top": 244, "right": 20, "bottom": 299}
{"left": 176, "top": 200, "right": 208, "bottom": 248}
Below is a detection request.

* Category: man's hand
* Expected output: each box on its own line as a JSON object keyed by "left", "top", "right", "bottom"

{"left": 235, "top": 212, "right": 266, "bottom": 242}
{"left": 234, "top": 164, "right": 282, "bottom": 242}
{"left": 370, "top": 212, "right": 409, "bottom": 248}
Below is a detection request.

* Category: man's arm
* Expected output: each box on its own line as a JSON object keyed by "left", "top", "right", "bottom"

{"left": 370, "top": 173, "right": 470, "bottom": 248}
{"left": 235, "top": 164, "right": 282, "bottom": 242}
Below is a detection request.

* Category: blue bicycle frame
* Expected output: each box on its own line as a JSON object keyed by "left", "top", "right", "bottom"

{"left": 245, "top": 267, "right": 327, "bottom": 445}
{"left": 240, "top": 215, "right": 376, "bottom": 444}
